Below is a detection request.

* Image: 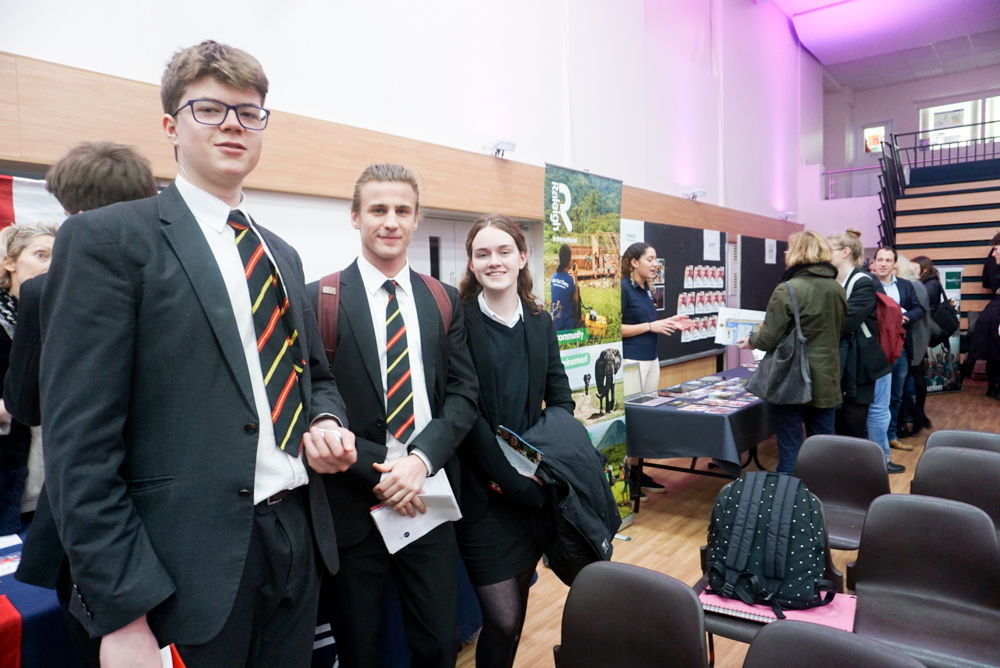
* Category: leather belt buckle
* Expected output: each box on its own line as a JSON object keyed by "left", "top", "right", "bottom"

{"left": 267, "top": 489, "right": 294, "bottom": 505}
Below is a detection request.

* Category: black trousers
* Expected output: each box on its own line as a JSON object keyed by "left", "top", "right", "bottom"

{"left": 325, "top": 522, "right": 459, "bottom": 668}
{"left": 987, "top": 360, "right": 1000, "bottom": 392}
{"left": 835, "top": 402, "right": 870, "bottom": 439}
{"left": 176, "top": 487, "right": 321, "bottom": 668}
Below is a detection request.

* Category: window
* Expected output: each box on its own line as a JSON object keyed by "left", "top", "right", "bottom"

{"left": 863, "top": 125, "right": 885, "bottom": 153}
{"left": 429, "top": 236, "right": 440, "bottom": 280}
{"left": 919, "top": 99, "right": 982, "bottom": 146}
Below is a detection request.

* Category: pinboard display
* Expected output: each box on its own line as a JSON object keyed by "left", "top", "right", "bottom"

{"left": 642, "top": 222, "right": 727, "bottom": 364}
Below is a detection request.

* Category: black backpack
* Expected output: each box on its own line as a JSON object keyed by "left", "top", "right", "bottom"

{"left": 705, "top": 471, "right": 837, "bottom": 618}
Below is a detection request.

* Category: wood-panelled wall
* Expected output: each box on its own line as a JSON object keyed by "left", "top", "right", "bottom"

{"left": 0, "top": 51, "right": 803, "bottom": 241}
{"left": 2, "top": 51, "right": 802, "bottom": 384}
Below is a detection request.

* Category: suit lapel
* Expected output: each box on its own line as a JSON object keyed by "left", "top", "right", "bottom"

{"left": 410, "top": 272, "right": 438, "bottom": 407}
{"left": 157, "top": 185, "right": 255, "bottom": 412}
{"left": 339, "top": 263, "right": 384, "bottom": 396}
{"left": 465, "top": 303, "right": 499, "bottom": 427}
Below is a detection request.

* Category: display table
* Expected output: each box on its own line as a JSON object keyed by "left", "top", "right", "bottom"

{"left": 0, "top": 532, "right": 80, "bottom": 668}
{"left": 625, "top": 365, "right": 773, "bottom": 512}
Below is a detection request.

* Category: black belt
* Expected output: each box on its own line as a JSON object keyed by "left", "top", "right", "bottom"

{"left": 266, "top": 488, "right": 296, "bottom": 506}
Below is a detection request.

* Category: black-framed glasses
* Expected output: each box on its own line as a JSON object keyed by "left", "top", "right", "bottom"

{"left": 173, "top": 99, "right": 270, "bottom": 130}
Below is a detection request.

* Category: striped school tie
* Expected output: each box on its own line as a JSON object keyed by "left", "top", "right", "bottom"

{"left": 227, "top": 210, "right": 308, "bottom": 454}
{"left": 383, "top": 280, "right": 415, "bottom": 443}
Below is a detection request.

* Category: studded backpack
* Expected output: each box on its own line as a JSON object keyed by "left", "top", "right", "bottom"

{"left": 705, "top": 471, "right": 837, "bottom": 618}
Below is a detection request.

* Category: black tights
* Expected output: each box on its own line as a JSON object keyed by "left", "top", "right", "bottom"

{"left": 473, "top": 567, "right": 535, "bottom": 668}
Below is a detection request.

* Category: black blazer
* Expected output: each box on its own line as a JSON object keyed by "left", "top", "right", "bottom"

{"left": 840, "top": 269, "right": 890, "bottom": 404}
{"left": 307, "top": 261, "right": 478, "bottom": 549}
{"left": 457, "top": 300, "right": 574, "bottom": 523}
{"left": 0, "top": 320, "right": 31, "bottom": 482}
{"left": 4, "top": 274, "right": 43, "bottom": 427}
{"left": 17, "top": 184, "right": 347, "bottom": 645}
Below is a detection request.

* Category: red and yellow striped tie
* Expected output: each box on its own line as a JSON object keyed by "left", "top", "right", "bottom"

{"left": 383, "top": 280, "right": 415, "bottom": 443}
{"left": 227, "top": 210, "right": 308, "bottom": 453}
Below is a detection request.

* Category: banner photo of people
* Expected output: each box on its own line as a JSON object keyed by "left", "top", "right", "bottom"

{"left": 543, "top": 164, "right": 632, "bottom": 524}
{"left": 926, "top": 265, "right": 963, "bottom": 393}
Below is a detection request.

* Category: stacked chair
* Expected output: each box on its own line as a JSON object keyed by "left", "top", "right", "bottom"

{"left": 848, "top": 495, "right": 1000, "bottom": 668}
{"left": 555, "top": 562, "right": 707, "bottom": 668}
{"left": 793, "top": 435, "right": 890, "bottom": 551}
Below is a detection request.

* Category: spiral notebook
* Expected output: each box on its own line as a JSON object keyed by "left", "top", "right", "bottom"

{"left": 698, "top": 591, "right": 857, "bottom": 632}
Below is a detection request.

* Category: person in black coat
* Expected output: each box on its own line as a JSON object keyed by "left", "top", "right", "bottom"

{"left": 972, "top": 240, "right": 1000, "bottom": 397}
{"left": 983, "top": 233, "right": 1000, "bottom": 296}
{"left": 828, "top": 231, "right": 894, "bottom": 459}
{"left": 0, "top": 223, "right": 58, "bottom": 534}
{"left": 904, "top": 256, "right": 946, "bottom": 433}
{"left": 456, "top": 214, "right": 574, "bottom": 668}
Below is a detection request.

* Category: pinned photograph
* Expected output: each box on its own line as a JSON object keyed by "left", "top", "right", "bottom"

{"left": 654, "top": 258, "right": 665, "bottom": 285}
{"left": 684, "top": 265, "right": 693, "bottom": 289}
{"left": 695, "top": 292, "right": 705, "bottom": 314}
{"left": 653, "top": 285, "right": 665, "bottom": 310}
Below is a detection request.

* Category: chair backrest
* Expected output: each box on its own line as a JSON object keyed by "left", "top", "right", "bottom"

{"left": 911, "top": 446, "right": 1000, "bottom": 531}
{"left": 855, "top": 495, "right": 1000, "bottom": 606}
{"left": 555, "top": 562, "right": 706, "bottom": 668}
{"left": 794, "top": 435, "right": 890, "bottom": 513}
{"left": 743, "top": 620, "right": 925, "bottom": 668}
{"left": 924, "top": 429, "right": 1000, "bottom": 454}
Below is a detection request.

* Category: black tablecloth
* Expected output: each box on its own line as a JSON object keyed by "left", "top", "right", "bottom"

{"left": 625, "top": 366, "right": 774, "bottom": 478}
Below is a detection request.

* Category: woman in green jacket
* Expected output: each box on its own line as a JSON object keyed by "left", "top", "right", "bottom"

{"left": 739, "top": 231, "right": 847, "bottom": 474}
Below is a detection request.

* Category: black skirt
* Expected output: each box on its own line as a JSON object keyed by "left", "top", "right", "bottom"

{"left": 456, "top": 491, "right": 542, "bottom": 587}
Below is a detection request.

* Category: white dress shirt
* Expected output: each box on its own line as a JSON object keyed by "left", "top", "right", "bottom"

{"left": 882, "top": 275, "right": 901, "bottom": 305}
{"left": 175, "top": 176, "right": 307, "bottom": 504}
{"left": 478, "top": 292, "right": 524, "bottom": 328}
{"left": 355, "top": 256, "right": 434, "bottom": 471}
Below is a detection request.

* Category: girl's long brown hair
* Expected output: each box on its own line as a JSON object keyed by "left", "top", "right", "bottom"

{"left": 458, "top": 214, "right": 541, "bottom": 315}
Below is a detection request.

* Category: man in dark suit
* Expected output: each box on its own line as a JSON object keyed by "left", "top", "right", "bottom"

{"left": 5, "top": 141, "right": 158, "bottom": 668}
{"left": 5, "top": 141, "right": 159, "bottom": 430}
{"left": 19, "top": 41, "right": 357, "bottom": 668}
{"left": 309, "top": 164, "right": 478, "bottom": 668}
{"left": 871, "top": 246, "right": 925, "bottom": 452}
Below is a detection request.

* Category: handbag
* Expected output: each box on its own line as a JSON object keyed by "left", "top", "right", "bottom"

{"left": 929, "top": 297, "right": 959, "bottom": 348}
{"left": 746, "top": 281, "right": 813, "bottom": 404}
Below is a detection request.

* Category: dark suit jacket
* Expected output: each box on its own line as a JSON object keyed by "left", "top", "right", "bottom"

{"left": 457, "top": 300, "right": 574, "bottom": 523}
{"left": 4, "top": 273, "right": 43, "bottom": 427}
{"left": 307, "top": 261, "right": 478, "bottom": 549}
{"left": 875, "top": 276, "right": 925, "bottom": 358}
{"left": 17, "top": 184, "right": 347, "bottom": 645}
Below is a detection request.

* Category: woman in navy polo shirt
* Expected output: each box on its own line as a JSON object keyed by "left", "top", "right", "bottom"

{"left": 621, "top": 242, "right": 690, "bottom": 496}
{"left": 621, "top": 242, "right": 689, "bottom": 391}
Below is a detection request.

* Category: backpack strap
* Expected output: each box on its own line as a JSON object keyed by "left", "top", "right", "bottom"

{"left": 760, "top": 475, "right": 801, "bottom": 617}
{"left": 415, "top": 273, "right": 453, "bottom": 335}
{"left": 720, "top": 472, "right": 767, "bottom": 599}
{"left": 316, "top": 271, "right": 453, "bottom": 366}
{"left": 317, "top": 271, "right": 341, "bottom": 365}
{"left": 845, "top": 271, "right": 868, "bottom": 300}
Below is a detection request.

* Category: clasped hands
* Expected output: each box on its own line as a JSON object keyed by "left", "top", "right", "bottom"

{"left": 304, "top": 419, "right": 429, "bottom": 517}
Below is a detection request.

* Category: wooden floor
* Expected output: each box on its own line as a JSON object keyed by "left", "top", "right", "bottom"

{"left": 456, "top": 379, "right": 1000, "bottom": 668}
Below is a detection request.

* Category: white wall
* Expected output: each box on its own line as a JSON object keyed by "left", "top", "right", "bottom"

{"left": 1, "top": 0, "right": 819, "bottom": 226}
{"left": 797, "top": 163, "right": 881, "bottom": 242}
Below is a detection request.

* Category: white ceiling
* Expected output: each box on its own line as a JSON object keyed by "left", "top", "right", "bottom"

{"left": 763, "top": 0, "right": 1000, "bottom": 92}
{"left": 825, "top": 28, "right": 1000, "bottom": 91}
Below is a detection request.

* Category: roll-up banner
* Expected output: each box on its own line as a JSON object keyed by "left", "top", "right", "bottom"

{"left": 543, "top": 164, "right": 632, "bottom": 524}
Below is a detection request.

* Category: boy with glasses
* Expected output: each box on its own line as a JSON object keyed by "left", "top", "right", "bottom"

{"left": 25, "top": 41, "right": 356, "bottom": 668}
